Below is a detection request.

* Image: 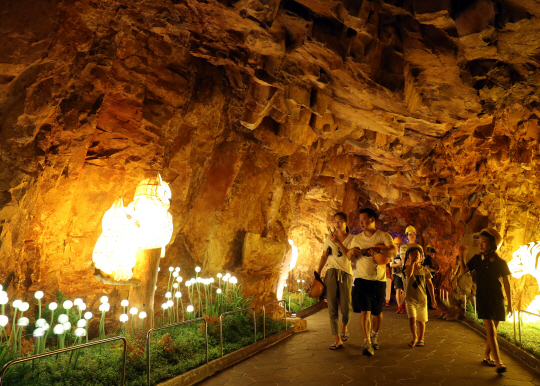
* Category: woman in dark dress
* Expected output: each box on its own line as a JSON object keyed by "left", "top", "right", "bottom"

{"left": 458, "top": 228, "right": 512, "bottom": 374}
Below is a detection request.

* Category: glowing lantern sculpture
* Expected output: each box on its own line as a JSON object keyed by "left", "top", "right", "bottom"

{"left": 127, "top": 174, "right": 173, "bottom": 255}
{"left": 93, "top": 197, "right": 140, "bottom": 281}
{"left": 508, "top": 241, "right": 540, "bottom": 322}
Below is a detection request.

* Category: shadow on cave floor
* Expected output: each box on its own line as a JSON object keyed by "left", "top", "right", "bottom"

{"left": 199, "top": 305, "right": 540, "bottom": 386}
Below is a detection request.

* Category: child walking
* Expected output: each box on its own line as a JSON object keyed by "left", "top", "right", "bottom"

{"left": 404, "top": 244, "right": 436, "bottom": 347}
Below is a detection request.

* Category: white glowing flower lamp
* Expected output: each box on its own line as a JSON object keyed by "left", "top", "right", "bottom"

{"left": 121, "top": 300, "right": 129, "bottom": 307}
{"left": 120, "top": 314, "right": 129, "bottom": 322}
{"left": 36, "top": 318, "right": 47, "bottom": 328}
{"left": 77, "top": 319, "right": 87, "bottom": 328}
{"left": 18, "top": 317, "right": 30, "bottom": 326}
{"left": 73, "top": 298, "right": 83, "bottom": 306}
{"left": 33, "top": 328, "right": 45, "bottom": 337}
{"left": 129, "top": 307, "right": 138, "bottom": 315}
{"left": 187, "top": 305, "right": 194, "bottom": 312}
{"left": 84, "top": 312, "right": 93, "bottom": 320}
{"left": 35, "top": 291, "right": 44, "bottom": 300}
{"left": 175, "top": 292, "right": 182, "bottom": 298}
{"left": 49, "top": 302, "right": 58, "bottom": 311}
{"left": 53, "top": 325, "right": 65, "bottom": 335}
{"left": 100, "top": 296, "right": 109, "bottom": 304}
{"left": 139, "top": 311, "right": 147, "bottom": 319}
{"left": 0, "top": 316, "right": 7, "bottom": 327}
{"left": 58, "top": 314, "right": 69, "bottom": 324}
{"left": 19, "top": 302, "right": 29, "bottom": 312}
{"left": 63, "top": 300, "right": 73, "bottom": 310}
{"left": 74, "top": 328, "right": 86, "bottom": 337}
{"left": 175, "top": 267, "right": 180, "bottom": 272}
{"left": 13, "top": 300, "right": 22, "bottom": 309}
{"left": 167, "top": 300, "right": 174, "bottom": 307}
{"left": 63, "top": 322, "right": 71, "bottom": 331}
{"left": 217, "top": 273, "right": 222, "bottom": 278}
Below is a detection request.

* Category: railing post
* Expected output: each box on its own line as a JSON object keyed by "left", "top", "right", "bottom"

{"left": 518, "top": 310, "right": 522, "bottom": 349}
{"left": 220, "top": 315, "right": 224, "bottom": 358}
{"left": 263, "top": 305, "right": 266, "bottom": 340}
{"left": 253, "top": 309, "right": 257, "bottom": 343}
{"left": 474, "top": 296, "right": 477, "bottom": 319}
{"left": 513, "top": 309, "right": 517, "bottom": 345}
{"left": 464, "top": 294, "right": 467, "bottom": 311}
{"left": 205, "top": 319, "right": 209, "bottom": 364}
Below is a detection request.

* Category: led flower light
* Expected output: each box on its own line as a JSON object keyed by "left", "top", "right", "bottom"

{"left": 99, "top": 303, "right": 110, "bottom": 312}
{"left": 175, "top": 267, "right": 180, "bottom": 272}
{"left": 17, "top": 317, "right": 29, "bottom": 326}
{"left": 167, "top": 300, "right": 174, "bottom": 307}
{"left": 121, "top": 300, "right": 129, "bottom": 307}
{"left": 58, "top": 314, "right": 69, "bottom": 324}
{"left": 177, "top": 276, "right": 183, "bottom": 283}
{"left": 173, "top": 283, "right": 178, "bottom": 289}
{"left": 33, "top": 328, "right": 45, "bottom": 337}
{"left": 169, "top": 267, "right": 174, "bottom": 272}
{"left": 173, "top": 272, "right": 179, "bottom": 278}
{"left": 187, "top": 305, "right": 194, "bottom": 312}
{"left": 79, "top": 303, "right": 87, "bottom": 311}
{"left": 36, "top": 318, "right": 47, "bottom": 328}
{"left": 63, "top": 300, "right": 73, "bottom": 310}
{"left": 74, "top": 298, "right": 82, "bottom": 306}
{"left": 165, "top": 292, "right": 172, "bottom": 299}
{"left": 77, "top": 319, "right": 87, "bottom": 328}
{"left": 49, "top": 302, "right": 58, "bottom": 311}
{"left": 53, "top": 325, "right": 65, "bottom": 335}
{"left": 223, "top": 276, "right": 229, "bottom": 282}
{"left": 120, "top": 314, "right": 128, "bottom": 322}
{"left": 84, "top": 312, "right": 92, "bottom": 320}
{"left": 0, "top": 296, "right": 8, "bottom": 305}
{"left": 129, "top": 307, "right": 138, "bottom": 315}
{"left": 139, "top": 312, "right": 147, "bottom": 319}
{"left": 0, "top": 315, "right": 7, "bottom": 327}
{"left": 19, "top": 302, "right": 29, "bottom": 312}
{"left": 186, "top": 281, "right": 192, "bottom": 287}
{"left": 35, "top": 291, "right": 44, "bottom": 300}
{"left": 93, "top": 197, "right": 140, "bottom": 281}
{"left": 100, "top": 296, "right": 109, "bottom": 304}
{"left": 74, "top": 328, "right": 86, "bottom": 337}
{"left": 13, "top": 300, "right": 22, "bottom": 309}
{"left": 217, "top": 273, "right": 222, "bottom": 278}
{"left": 217, "top": 289, "right": 222, "bottom": 294}
{"left": 230, "top": 277, "right": 238, "bottom": 284}
{"left": 63, "top": 322, "right": 71, "bottom": 331}
{"left": 162, "top": 303, "right": 168, "bottom": 309}
{"left": 158, "top": 267, "right": 161, "bottom": 272}
{"left": 175, "top": 292, "right": 182, "bottom": 298}
{"left": 195, "top": 267, "right": 201, "bottom": 273}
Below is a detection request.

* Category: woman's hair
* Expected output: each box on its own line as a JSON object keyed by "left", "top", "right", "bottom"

{"left": 359, "top": 208, "right": 378, "bottom": 220}
{"left": 334, "top": 212, "right": 349, "bottom": 233}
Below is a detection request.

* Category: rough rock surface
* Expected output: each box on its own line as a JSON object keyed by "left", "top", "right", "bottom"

{"left": 1, "top": 0, "right": 540, "bottom": 322}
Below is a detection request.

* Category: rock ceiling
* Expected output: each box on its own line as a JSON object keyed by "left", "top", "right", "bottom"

{"left": 1, "top": 0, "right": 540, "bottom": 303}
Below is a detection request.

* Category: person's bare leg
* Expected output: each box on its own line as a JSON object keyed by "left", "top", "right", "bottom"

{"left": 485, "top": 321, "right": 500, "bottom": 361}
{"left": 361, "top": 311, "right": 372, "bottom": 340}
{"left": 409, "top": 317, "right": 417, "bottom": 342}
{"left": 418, "top": 321, "right": 425, "bottom": 342}
{"left": 342, "top": 323, "right": 348, "bottom": 333}
{"left": 372, "top": 313, "right": 383, "bottom": 334}
{"left": 396, "top": 289, "right": 402, "bottom": 307}
{"left": 484, "top": 319, "right": 504, "bottom": 368}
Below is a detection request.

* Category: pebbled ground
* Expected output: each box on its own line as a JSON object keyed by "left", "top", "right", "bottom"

{"left": 198, "top": 305, "right": 540, "bottom": 386}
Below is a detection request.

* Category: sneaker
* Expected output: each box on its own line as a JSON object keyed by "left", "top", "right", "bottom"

{"left": 362, "top": 342, "right": 375, "bottom": 356}
{"left": 371, "top": 334, "right": 379, "bottom": 350}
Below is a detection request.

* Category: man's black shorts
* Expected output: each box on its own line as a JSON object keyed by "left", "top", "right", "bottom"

{"left": 352, "top": 278, "right": 386, "bottom": 316}
{"left": 393, "top": 275, "right": 404, "bottom": 290}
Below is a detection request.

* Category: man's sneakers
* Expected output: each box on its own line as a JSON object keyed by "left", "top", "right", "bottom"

{"left": 371, "top": 333, "right": 379, "bottom": 350}
{"left": 362, "top": 341, "right": 375, "bottom": 356}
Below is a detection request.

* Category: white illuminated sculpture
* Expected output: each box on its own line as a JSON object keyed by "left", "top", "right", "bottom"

{"left": 127, "top": 174, "right": 173, "bottom": 255}
{"left": 508, "top": 241, "right": 540, "bottom": 322}
{"left": 289, "top": 239, "right": 298, "bottom": 271}
{"left": 92, "top": 173, "right": 174, "bottom": 283}
{"left": 93, "top": 197, "right": 140, "bottom": 281}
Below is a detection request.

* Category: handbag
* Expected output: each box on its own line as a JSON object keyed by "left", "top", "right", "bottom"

{"left": 308, "top": 271, "right": 325, "bottom": 299}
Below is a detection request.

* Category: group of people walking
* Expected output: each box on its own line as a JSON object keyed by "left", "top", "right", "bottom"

{"left": 317, "top": 208, "right": 512, "bottom": 375}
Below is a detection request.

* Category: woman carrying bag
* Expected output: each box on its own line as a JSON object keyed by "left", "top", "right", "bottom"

{"left": 317, "top": 212, "right": 354, "bottom": 350}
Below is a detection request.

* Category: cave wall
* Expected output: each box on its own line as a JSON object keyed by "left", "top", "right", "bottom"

{"left": 1, "top": 0, "right": 540, "bottom": 316}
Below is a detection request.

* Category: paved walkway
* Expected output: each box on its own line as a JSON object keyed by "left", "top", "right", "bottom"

{"left": 199, "top": 305, "right": 540, "bottom": 386}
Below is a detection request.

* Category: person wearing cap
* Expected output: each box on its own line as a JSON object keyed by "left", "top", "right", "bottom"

{"left": 424, "top": 244, "right": 437, "bottom": 310}
{"left": 396, "top": 226, "right": 418, "bottom": 314}
{"left": 317, "top": 212, "right": 354, "bottom": 350}
{"left": 458, "top": 228, "right": 512, "bottom": 374}
{"left": 404, "top": 244, "right": 436, "bottom": 347}
{"left": 390, "top": 237, "right": 405, "bottom": 310}
{"left": 348, "top": 208, "right": 397, "bottom": 356}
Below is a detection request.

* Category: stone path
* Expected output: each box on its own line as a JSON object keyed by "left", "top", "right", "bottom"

{"left": 199, "top": 304, "right": 540, "bottom": 386}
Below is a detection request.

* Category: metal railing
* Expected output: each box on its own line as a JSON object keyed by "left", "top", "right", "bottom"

{"left": 262, "top": 300, "right": 287, "bottom": 339}
{"left": 516, "top": 309, "right": 540, "bottom": 349}
{"left": 146, "top": 317, "right": 208, "bottom": 386}
{"left": 220, "top": 307, "right": 256, "bottom": 358}
{"left": 0, "top": 336, "right": 127, "bottom": 386}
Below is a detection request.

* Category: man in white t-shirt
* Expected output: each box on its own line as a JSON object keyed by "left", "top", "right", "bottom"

{"left": 349, "top": 208, "right": 397, "bottom": 356}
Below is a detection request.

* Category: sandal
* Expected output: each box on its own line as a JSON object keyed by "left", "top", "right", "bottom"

{"left": 384, "top": 302, "right": 390, "bottom": 307}
{"left": 483, "top": 359, "right": 496, "bottom": 367}
{"left": 408, "top": 341, "right": 417, "bottom": 347}
{"left": 496, "top": 365, "right": 507, "bottom": 374}
{"left": 416, "top": 341, "right": 424, "bottom": 347}
{"left": 330, "top": 343, "right": 343, "bottom": 350}
{"left": 341, "top": 332, "right": 349, "bottom": 342}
